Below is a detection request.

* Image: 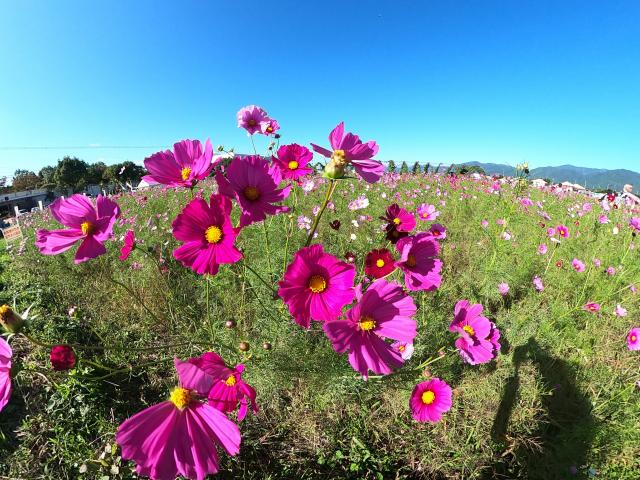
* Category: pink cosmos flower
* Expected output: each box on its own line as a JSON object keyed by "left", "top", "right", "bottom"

{"left": 627, "top": 327, "right": 640, "bottom": 351}
{"left": 583, "top": 302, "right": 601, "bottom": 313}
{"left": 171, "top": 194, "right": 242, "bottom": 276}
{"left": 428, "top": 223, "right": 447, "bottom": 239}
{"left": 36, "top": 194, "right": 120, "bottom": 264}
{"left": 188, "top": 352, "right": 258, "bottom": 421}
{"left": 450, "top": 300, "right": 500, "bottom": 365}
{"left": 278, "top": 245, "right": 356, "bottom": 328}
{"left": 593, "top": 258, "right": 602, "bottom": 267}
{"left": 572, "top": 258, "right": 586, "bottom": 272}
{"left": 394, "top": 233, "right": 442, "bottom": 291}
{"left": 410, "top": 378, "right": 452, "bottom": 423}
{"left": 119, "top": 230, "right": 135, "bottom": 261}
{"left": 237, "top": 105, "right": 269, "bottom": 135}
{"left": 481, "top": 220, "right": 489, "bottom": 228}
{"left": 533, "top": 276, "right": 544, "bottom": 292}
{"left": 598, "top": 214, "right": 610, "bottom": 224}
{"left": 498, "top": 282, "right": 510, "bottom": 296}
{"left": 383, "top": 204, "right": 416, "bottom": 232}
{"left": 614, "top": 304, "right": 627, "bottom": 317}
{"left": 216, "top": 155, "right": 291, "bottom": 227}
{"left": 262, "top": 118, "right": 280, "bottom": 136}
{"left": 416, "top": 203, "right": 439, "bottom": 221}
{"left": 272, "top": 144, "right": 314, "bottom": 180}
{"left": 556, "top": 224, "right": 570, "bottom": 238}
{"left": 311, "top": 121, "right": 384, "bottom": 183}
{"left": 142, "top": 139, "right": 215, "bottom": 188}
{"left": 0, "top": 337, "right": 12, "bottom": 412}
{"left": 606, "top": 266, "right": 616, "bottom": 276}
{"left": 324, "top": 279, "right": 417, "bottom": 378}
{"left": 629, "top": 217, "right": 640, "bottom": 232}
{"left": 116, "top": 358, "right": 241, "bottom": 480}
{"left": 391, "top": 341, "right": 415, "bottom": 360}
{"left": 364, "top": 249, "right": 396, "bottom": 278}
{"left": 538, "top": 244, "right": 548, "bottom": 255}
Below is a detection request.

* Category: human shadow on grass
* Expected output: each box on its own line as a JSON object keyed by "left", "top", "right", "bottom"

{"left": 486, "top": 337, "right": 596, "bottom": 480}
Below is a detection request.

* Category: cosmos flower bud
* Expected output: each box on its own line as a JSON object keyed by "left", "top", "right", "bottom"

{"left": 0, "top": 305, "right": 24, "bottom": 333}
{"left": 323, "top": 159, "right": 346, "bottom": 179}
{"left": 49, "top": 345, "right": 76, "bottom": 371}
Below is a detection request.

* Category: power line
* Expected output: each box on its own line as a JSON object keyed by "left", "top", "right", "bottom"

{"left": 0, "top": 145, "right": 168, "bottom": 150}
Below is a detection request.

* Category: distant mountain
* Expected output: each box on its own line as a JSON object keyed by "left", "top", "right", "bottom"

{"left": 461, "top": 162, "right": 640, "bottom": 191}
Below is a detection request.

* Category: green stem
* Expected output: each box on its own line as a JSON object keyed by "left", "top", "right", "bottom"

{"left": 305, "top": 180, "right": 336, "bottom": 247}
{"left": 262, "top": 221, "right": 274, "bottom": 280}
{"left": 243, "top": 262, "right": 277, "bottom": 295}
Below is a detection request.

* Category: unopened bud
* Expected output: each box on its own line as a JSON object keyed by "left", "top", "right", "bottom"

{"left": 0, "top": 305, "right": 24, "bottom": 333}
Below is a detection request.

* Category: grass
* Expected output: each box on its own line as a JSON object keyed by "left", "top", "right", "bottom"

{"left": 1, "top": 173, "right": 639, "bottom": 479}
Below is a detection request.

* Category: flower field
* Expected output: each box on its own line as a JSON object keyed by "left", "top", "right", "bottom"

{"left": 1, "top": 111, "right": 639, "bottom": 479}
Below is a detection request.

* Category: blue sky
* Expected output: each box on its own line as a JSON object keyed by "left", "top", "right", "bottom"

{"left": 1, "top": 0, "right": 639, "bottom": 180}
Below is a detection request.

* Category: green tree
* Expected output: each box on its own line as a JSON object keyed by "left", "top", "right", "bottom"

{"left": 54, "top": 156, "right": 88, "bottom": 192}
{"left": 411, "top": 162, "right": 421, "bottom": 174}
{"left": 38, "top": 166, "right": 56, "bottom": 187}
{"left": 424, "top": 163, "right": 431, "bottom": 174}
{"left": 106, "top": 161, "right": 146, "bottom": 186}
{"left": 86, "top": 162, "right": 108, "bottom": 185}
{"left": 399, "top": 161, "right": 409, "bottom": 174}
{"left": 12, "top": 170, "right": 41, "bottom": 191}
{"left": 387, "top": 160, "right": 396, "bottom": 173}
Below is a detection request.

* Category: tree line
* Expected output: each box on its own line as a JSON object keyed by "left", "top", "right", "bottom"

{"left": 386, "top": 161, "right": 485, "bottom": 176}
{"left": 0, "top": 157, "right": 146, "bottom": 193}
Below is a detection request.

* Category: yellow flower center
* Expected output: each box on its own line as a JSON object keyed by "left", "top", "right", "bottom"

{"left": 205, "top": 226, "right": 222, "bottom": 244}
{"left": 406, "top": 254, "right": 417, "bottom": 268}
{"left": 631, "top": 334, "right": 637, "bottom": 342}
{"left": 181, "top": 167, "right": 192, "bottom": 181}
{"left": 224, "top": 375, "right": 237, "bottom": 387}
{"left": 244, "top": 186, "right": 260, "bottom": 201}
{"left": 463, "top": 325, "right": 475, "bottom": 336}
{"left": 398, "top": 345, "right": 405, "bottom": 352}
{"left": 331, "top": 149, "right": 347, "bottom": 166}
{"left": 288, "top": 160, "right": 299, "bottom": 170}
{"left": 308, "top": 275, "right": 327, "bottom": 293}
{"left": 393, "top": 218, "right": 401, "bottom": 225}
{"left": 432, "top": 230, "right": 440, "bottom": 236}
{"left": 248, "top": 119, "right": 257, "bottom": 126}
{"left": 169, "top": 387, "right": 192, "bottom": 410}
{"left": 359, "top": 316, "right": 376, "bottom": 331}
{"left": 0, "top": 304, "right": 13, "bottom": 322}
{"left": 376, "top": 258, "right": 385, "bottom": 268}
{"left": 421, "top": 390, "right": 436, "bottom": 405}
{"left": 266, "top": 126, "right": 273, "bottom": 133}
{"left": 81, "top": 221, "right": 94, "bottom": 236}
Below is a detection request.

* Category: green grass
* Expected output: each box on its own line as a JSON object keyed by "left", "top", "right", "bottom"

{"left": 1, "top": 174, "right": 639, "bottom": 479}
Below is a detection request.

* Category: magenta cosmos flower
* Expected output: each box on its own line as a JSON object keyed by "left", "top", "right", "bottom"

{"left": 410, "top": 378, "right": 453, "bottom": 423}
{"left": 0, "top": 337, "right": 12, "bottom": 412}
{"left": 583, "top": 302, "right": 601, "bottom": 313}
{"left": 237, "top": 105, "right": 269, "bottom": 135}
{"left": 449, "top": 300, "right": 500, "bottom": 365}
{"left": 278, "top": 245, "right": 356, "bottom": 328}
{"left": 416, "top": 203, "right": 439, "bottom": 221}
{"left": 216, "top": 155, "right": 291, "bottom": 227}
{"left": 171, "top": 194, "right": 242, "bottom": 276}
{"left": 324, "top": 279, "right": 417, "bottom": 378}
{"left": 556, "top": 224, "right": 570, "bottom": 238}
{"left": 383, "top": 203, "right": 416, "bottom": 232}
{"left": 272, "top": 144, "right": 314, "bottom": 180}
{"left": 627, "top": 327, "right": 640, "bottom": 351}
{"left": 116, "top": 358, "right": 241, "bottom": 480}
{"left": 119, "top": 230, "right": 135, "bottom": 261}
{"left": 36, "top": 194, "right": 120, "bottom": 264}
{"left": 311, "top": 121, "right": 384, "bottom": 183}
{"left": 142, "top": 139, "right": 215, "bottom": 188}
{"left": 394, "top": 233, "right": 442, "bottom": 292}
{"left": 188, "top": 352, "right": 258, "bottom": 421}
{"left": 428, "top": 223, "right": 447, "bottom": 240}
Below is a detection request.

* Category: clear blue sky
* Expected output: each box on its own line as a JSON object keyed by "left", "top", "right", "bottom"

{"left": 1, "top": 0, "right": 639, "bottom": 180}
